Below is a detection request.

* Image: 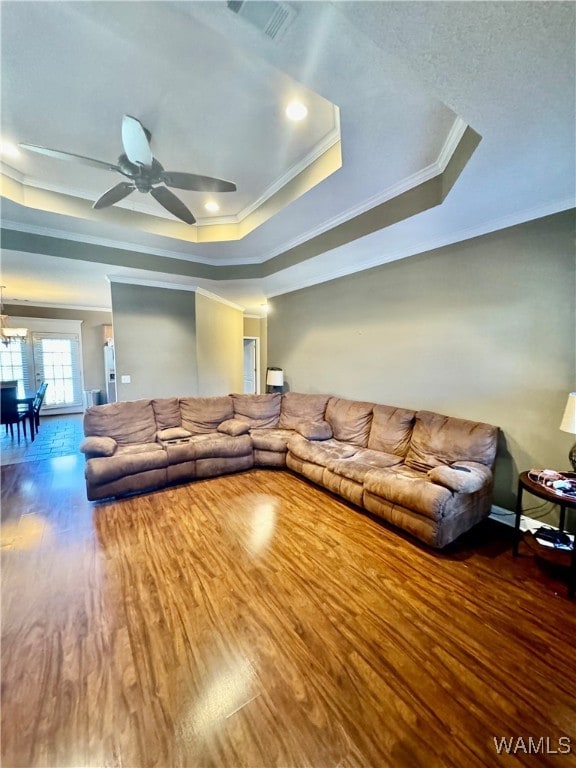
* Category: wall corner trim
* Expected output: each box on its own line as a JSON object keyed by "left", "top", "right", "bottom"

{"left": 106, "top": 275, "right": 245, "bottom": 311}
{"left": 195, "top": 287, "right": 245, "bottom": 312}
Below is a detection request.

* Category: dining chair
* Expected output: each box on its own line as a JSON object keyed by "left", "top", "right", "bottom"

{"left": 1, "top": 386, "right": 28, "bottom": 442}
{"left": 31, "top": 381, "right": 49, "bottom": 434}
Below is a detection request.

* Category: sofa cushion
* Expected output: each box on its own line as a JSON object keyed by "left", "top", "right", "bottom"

{"left": 364, "top": 466, "right": 453, "bottom": 521}
{"left": 325, "top": 398, "right": 374, "bottom": 447}
{"left": 83, "top": 399, "right": 157, "bottom": 445}
{"left": 157, "top": 427, "right": 192, "bottom": 441}
{"left": 405, "top": 411, "right": 498, "bottom": 472}
{"left": 188, "top": 433, "right": 253, "bottom": 460}
{"left": 180, "top": 396, "right": 233, "bottom": 434}
{"left": 152, "top": 398, "right": 182, "bottom": 430}
{"left": 295, "top": 420, "right": 333, "bottom": 441}
{"left": 427, "top": 461, "right": 492, "bottom": 493}
{"left": 278, "top": 392, "right": 331, "bottom": 430}
{"left": 80, "top": 436, "right": 117, "bottom": 457}
{"left": 327, "top": 449, "right": 403, "bottom": 484}
{"left": 250, "top": 428, "right": 294, "bottom": 452}
{"left": 85, "top": 445, "right": 167, "bottom": 485}
{"left": 231, "top": 393, "right": 281, "bottom": 428}
{"left": 218, "top": 419, "right": 251, "bottom": 436}
{"left": 367, "top": 405, "right": 416, "bottom": 456}
{"left": 116, "top": 443, "right": 165, "bottom": 456}
{"left": 288, "top": 434, "right": 359, "bottom": 465}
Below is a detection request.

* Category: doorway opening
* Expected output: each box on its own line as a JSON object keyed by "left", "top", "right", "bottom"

{"left": 243, "top": 337, "right": 260, "bottom": 394}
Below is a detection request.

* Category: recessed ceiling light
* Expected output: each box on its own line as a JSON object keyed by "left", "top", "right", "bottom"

{"left": 204, "top": 201, "right": 220, "bottom": 213}
{"left": 285, "top": 101, "right": 308, "bottom": 121}
{"left": 0, "top": 141, "right": 19, "bottom": 159}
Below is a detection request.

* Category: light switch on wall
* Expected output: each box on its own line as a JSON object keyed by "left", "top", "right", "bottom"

{"left": 121, "top": 375, "right": 131, "bottom": 384}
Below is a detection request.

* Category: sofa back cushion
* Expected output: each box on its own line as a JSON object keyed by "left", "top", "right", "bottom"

{"left": 180, "top": 396, "right": 233, "bottom": 434}
{"left": 405, "top": 410, "right": 498, "bottom": 472}
{"left": 325, "top": 397, "right": 374, "bottom": 447}
{"left": 83, "top": 399, "right": 157, "bottom": 445}
{"left": 152, "top": 398, "right": 181, "bottom": 429}
{"left": 231, "top": 393, "right": 281, "bottom": 428}
{"left": 368, "top": 405, "right": 416, "bottom": 457}
{"left": 278, "top": 392, "right": 331, "bottom": 430}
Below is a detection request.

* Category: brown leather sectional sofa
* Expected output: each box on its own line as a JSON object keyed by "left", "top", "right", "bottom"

{"left": 81, "top": 392, "right": 498, "bottom": 548}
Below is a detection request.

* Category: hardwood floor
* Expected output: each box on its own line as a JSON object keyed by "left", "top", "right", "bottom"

{"left": 1, "top": 457, "right": 575, "bottom": 767}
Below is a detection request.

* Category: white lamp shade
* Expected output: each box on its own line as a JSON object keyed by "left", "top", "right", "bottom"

{"left": 560, "top": 392, "right": 576, "bottom": 434}
{"left": 266, "top": 369, "right": 284, "bottom": 387}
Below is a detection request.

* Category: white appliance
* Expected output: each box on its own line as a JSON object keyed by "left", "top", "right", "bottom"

{"left": 104, "top": 343, "right": 116, "bottom": 403}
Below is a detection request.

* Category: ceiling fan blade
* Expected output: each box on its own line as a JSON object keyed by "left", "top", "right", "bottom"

{"left": 19, "top": 143, "right": 119, "bottom": 172}
{"left": 122, "top": 115, "right": 153, "bottom": 167}
{"left": 93, "top": 182, "right": 135, "bottom": 210}
{"left": 150, "top": 186, "right": 196, "bottom": 224}
{"left": 161, "top": 171, "right": 236, "bottom": 193}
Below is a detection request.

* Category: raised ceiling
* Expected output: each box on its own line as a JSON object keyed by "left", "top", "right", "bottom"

{"left": 0, "top": 1, "right": 574, "bottom": 315}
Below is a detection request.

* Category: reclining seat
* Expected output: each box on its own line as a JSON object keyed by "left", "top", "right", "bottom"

{"left": 230, "top": 393, "right": 287, "bottom": 466}
{"left": 287, "top": 397, "right": 376, "bottom": 504}
{"left": 245, "top": 392, "right": 332, "bottom": 467}
{"left": 177, "top": 396, "right": 254, "bottom": 480}
{"left": 322, "top": 404, "right": 416, "bottom": 506}
{"left": 363, "top": 410, "right": 498, "bottom": 548}
{"left": 82, "top": 399, "right": 167, "bottom": 501}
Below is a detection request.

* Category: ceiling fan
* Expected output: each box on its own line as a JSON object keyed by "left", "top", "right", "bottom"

{"left": 19, "top": 115, "right": 237, "bottom": 225}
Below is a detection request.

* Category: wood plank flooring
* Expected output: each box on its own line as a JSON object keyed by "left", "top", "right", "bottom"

{"left": 1, "top": 456, "right": 575, "bottom": 767}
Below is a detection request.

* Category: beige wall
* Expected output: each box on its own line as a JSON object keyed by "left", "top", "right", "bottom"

{"left": 4, "top": 303, "right": 112, "bottom": 394}
{"left": 267, "top": 211, "right": 576, "bottom": 510}
{"left": 196, "top": 293, "right": 243, "bottom": 395}
{"left": 111, "top": 283, "right": 198, "bottom": 400}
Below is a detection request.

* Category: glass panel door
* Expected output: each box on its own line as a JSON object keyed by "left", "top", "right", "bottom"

{"left": 32, "top": 333, "right": 83, "bottom": 410}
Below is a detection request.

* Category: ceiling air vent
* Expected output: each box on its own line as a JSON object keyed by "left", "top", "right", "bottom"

{"left": 226, "top": 1, "right": 297, "bottom": 41}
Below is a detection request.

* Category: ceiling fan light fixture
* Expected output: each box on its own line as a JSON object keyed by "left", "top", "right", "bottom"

{"left": 204, "top": 201, "right": 220, "bottom": 213}
{"left": 18, "top": 115, "right": 236, "bottom": 226}
{"left": 285, "top": 101, "right": 308, "bottom": 121}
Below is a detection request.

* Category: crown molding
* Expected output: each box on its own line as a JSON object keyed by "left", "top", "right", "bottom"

{"left": 106, "top": 276, "right": 245, "bottom": 311}
{"left": 4, "top": 300, "right": 111, "bottom": 312}
{"left": 228, "top": 117, "right": 342, "bottom": 225}
{"left": 0, "top": 218, "right": 263, "bottom": 266}
{"left": 258, "top": 116, "right": 470, "bottom": 263}
{"left": 195, "top": 287, "right": 245, "bottom": 312}
{"left": 265, "top": 196, "right": 576, "bottom": 298}
{"left": 106, "top": 275, "right": 198, "bottom": 292}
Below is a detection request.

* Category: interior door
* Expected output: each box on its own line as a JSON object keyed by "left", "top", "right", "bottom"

{"left": 243, "top": 338, "right": 258, "bottom": 394}
{"left": 31, "top": 332, "right": 83, "bottom": 412}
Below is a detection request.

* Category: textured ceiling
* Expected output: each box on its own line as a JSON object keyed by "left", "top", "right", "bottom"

{"left": 0, "top": 1, "right": 574, "bottom": 316}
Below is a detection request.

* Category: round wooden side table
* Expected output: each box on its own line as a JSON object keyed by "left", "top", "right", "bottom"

{"left": 513, "top": 471, "right": 576, "bottom": 598}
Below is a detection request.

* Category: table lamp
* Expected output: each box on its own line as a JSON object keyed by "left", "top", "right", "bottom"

{"left": 559, "top": 391, "right": 576, "bottom": 470}
{"left": 266, "top": 368, "right": 284, "bottom": 393}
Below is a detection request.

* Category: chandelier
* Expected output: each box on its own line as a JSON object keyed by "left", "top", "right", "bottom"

{"left": 0, "top": 286, "right": 28, "bottom": 346}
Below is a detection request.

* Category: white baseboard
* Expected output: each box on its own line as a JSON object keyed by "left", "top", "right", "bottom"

{"left": 489, "top": 505, "right": 557, "bottom": 533}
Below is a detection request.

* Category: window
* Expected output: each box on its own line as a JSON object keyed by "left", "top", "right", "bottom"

{"left": 0, "top": 343, "right": 26, "bottom": 397}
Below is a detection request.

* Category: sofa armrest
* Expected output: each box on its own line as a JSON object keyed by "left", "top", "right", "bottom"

{"left": 295, "top": 420, "right": 333, "bottom": 441}
{"left": 427, "top": 461, "right": 492, "bottom": 493}
{"left": 80, "top": 435, "right": 117, "bottom": 458}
